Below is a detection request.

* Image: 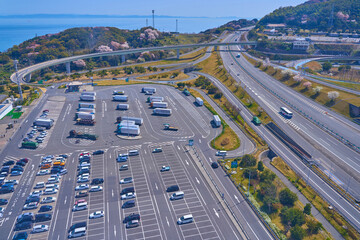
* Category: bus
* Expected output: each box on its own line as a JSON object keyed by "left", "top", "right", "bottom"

{"left": 280, "top": 107, "right": 293, "bottom": 119}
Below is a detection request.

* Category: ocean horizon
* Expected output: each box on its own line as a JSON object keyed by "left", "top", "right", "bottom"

{"left": 0, "top": 15, "right": 239, "bottom": 52}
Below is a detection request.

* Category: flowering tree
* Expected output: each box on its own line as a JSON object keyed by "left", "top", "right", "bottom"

{"left": 73, "top": 59, "right": 86, "bottom": 68}
{"left": 96, "top": 45, "right": 113, "bottom": 53}
{"left": 303, "top": 81, "right": 312, "bottom": 89}
{"left": 312, "top": 86, "right": 323, "bottom": 94}
{"left": 328, "top": 91, "right": 339, "bottom": 102}
{"left": 293, "top": 74, "right": 303, "bottom": 83}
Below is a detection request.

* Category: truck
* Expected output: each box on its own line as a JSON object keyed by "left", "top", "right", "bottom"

{"left": 117, "top": 116, "right": 143, "bottom": 125}
{"left": 142, "top": 87, "right": 156, "bottom": 93}
{"left": 119, "top": 120, "right": 136, "bottom": 127}
{"left": 116, "top": 104, "right": 129, "bottom": 110}
{"left": 117, "top": 125, "right": 140, "bottom": 135}
{"left": 113, "top": 95, "right": 128, "bottom": 102}
{"left": 195, "top": 97, "right": 203, "bottom": 106}
{"left": 78, "top": 103, "right": 95, "bottom": 109}
{"left": 69, "top": 130, "right": 98, "bottom": 140}
{"left": 113, "top": 90, "right": 125, "bottom": 95}
{"left": 34, "top": 118, "right": 54, "bottom": 129}
{"left": 80, "top": 95, "right": 95, "bottom": 101}
{"left": 164, "top": 124, "right": 178, "bottom": 131}
{"left": 153, "top": 108, "right": 172, "bottom": 116}
{"left": 183, "top": 88, "right": 190, "bottom": 96}
{"left": 150, "top": 102, "right": 168, "bottom": 108}
{"left": 81, "top": 92, "right": 96, "bottom": 96}
{"left": 76, "top": 112, "right": 95, "bottom": 120}
{"left": 76, "top": 118, "right": 95, "bottom": 125}
{"left": 147, "top": 96, "right": 164, "bottom": 103}
{"left": 22, "top": 141, "right": 38, "bottom": 149}
{"left": 78, "top": 108, "right": 96, "bottom": 114}
{"left": 213, "top": 115, "right": 221, "bottom": 127}
{"left": 252, "top": 116, "right": 261, "bottom": 126}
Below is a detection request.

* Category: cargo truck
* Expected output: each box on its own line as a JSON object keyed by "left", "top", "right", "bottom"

{"left": 183, "top": 89, "right": 190, "bottom": 96}
{"left": 142, "top": 87, "right": 156, "bottom": 93}
{"left": 150, "top": 102, "right": 168, "bottom": 108}
{"left": 78, "top": 108, "right": 96, "bottom": 114}
{"left": 78, "top": 103, "right": 96, "bottom": 109}
{"left": 76, "top": 112, "right": 95, "bottom": 120}
{"left": 117, "top": 125, "right": 140, "bottom": 135}
{"left": 153, "top": 108, "right": 172, "bottom": 116}
{"left": 69, "top": 130, "right": 98, "bottom": 140}
{"left": 116, "top": 104, "right": 129, "bottom": 110}
{"left": 113, "top": 95, "right": 128, "bottom": 102}
{"left": 113, "top": 90, "right": 125, "bottom": 95}
{"left": 80, "top": 95, "right": 95, "bottom": 101}
{"left": 195, "top": 97, "right": 203, "bottom": 106}
{"left": 164, "top": 124, "right": 178, "bottom": 131}
{"left": 22, "top": 141, "right": 38, "bottom": 149}
{"left": 81, "top": 92, "right": 96, "bottom": 96}
{"left": 117, "top": 116, "right": 143, "bottom": 125}
{"left": 34, "top": 118, "right": 54, "bottom": 129}
{"left": 213, "top": 115, "right": 221, "bottom": 127}
{"left": 147, "top": 96, "right": 164, "bottom": 103}
{"left": 119, "top": 120, "right": 136, "bottom": 127}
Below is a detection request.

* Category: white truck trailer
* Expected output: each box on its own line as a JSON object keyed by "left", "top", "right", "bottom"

{"left": 153, "top": 108, "right": 172, "bottom": 116}
{"left": 116, "top": 104, "right": 129, "bottom": 110}
{"left": 213, "top": 115, "right": 221, "bottom": 127}
{"left": 113, "top": 95, "right": 128, "bottom": 102}
{"left": 195, "top": 97, "right": 204, "bottom": 106}
{"left": 150, "top": 102, "right": 168, "bottom": 108}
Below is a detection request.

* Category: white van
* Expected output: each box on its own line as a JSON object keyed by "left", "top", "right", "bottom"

{"left": 68, "top": 227, "right": 86, "bottom": 238}
{"left": 177, "top": 214, "right": 193, "bottom": 225}
{"left": 45, "top": 184, "right": 59, "bottom": 189}
{"left": 215, "top": 151, "right": 227, "bottom": 156}
{"left": 128, "top": 150, "right": 139, "bottom": 156}
{"left": 72, "top": 202, "right": 88, "bottom": 212}
{"left": 170, "top": 191, "right": 184, "bottom": 201}
{"left": 34, "top": 182, "right": 45, "bottom": 189}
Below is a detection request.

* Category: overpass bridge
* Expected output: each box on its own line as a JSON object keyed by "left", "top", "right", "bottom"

{"left": 10, "top": 41, "right": 257, "bottom": 83}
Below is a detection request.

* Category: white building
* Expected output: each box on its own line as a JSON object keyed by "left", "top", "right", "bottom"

{"left": 0, "top": 104, "right": 13, "bottom": 119}
{"left": 293, "top": 38, "right": 310, "bottom": 50}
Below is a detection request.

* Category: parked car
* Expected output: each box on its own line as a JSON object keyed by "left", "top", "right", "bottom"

{"left": 120, "top": 177, "right": 133, "bottom": 184}
{"left": 123, "top": 213, "right": 140, "bottom": 223}
{"left": 0, "top": 198, "right": 8, "bottom": 205}
{"left": 37, "top": 170, "right": 49, "bottom": 176}
{"left": 75, "top": 191, "right": 88, "bottom": 198}
{"left": 89, "top": 186, "right": 102, "bottom": 192}
{"left": 14, "top": 221, "right": 33, "bottom": 231}
{"left": 2, "top": 160, "right": 15, "bottom": 166}
{"left": 35, "top": 213, "right": 52, "bottom": 222}
{"left": 122, "top": 200, "right": 135, "bottom": 209}
{"left": 68, "top": 222, "right": 87, "bottom": 233}
{"left": 43, "top": 188, "right": 57, "bottom": 195}
{"left": 12, "top": 231, "right": 28, "bottom": 240}
{"left": 121, "top": 192, "right": 136, "bottom": 200}
{"left": 41, "top": 197, "right": 56, "bottom": 204}
{"left": 25, "top": 196, "right": 40, "bottom": 204}
{"left": 152, "top": 148, "right": 162, "bottom": 153}
{"left": 19, "top": 158, "right": 29, "bottom": 163}
{"left": 34, "top": 182, "right": 45, "bottom": 189}
{"left": 23, "top": 202, "right": 39, "bottom": 210}
{"left": 31, "top": 224, "right": 49, "bottom": 233}
{"left": 38, "top": 205, "right": 52, "bottom": 213}
{"left": 126, "top": 220, "right": 139, "bottom": 228}
{"left": 89, "top": 211, "right": 104, "bottom": 219}
{"left": 11, "top": 171, "right": 23, "bottom": 176}
{"left": 17, "top": 213, "right": 34, "bottom": 223}
{"left": 4, "top": 180, "right": 18, "bottom": 185}
{"left": 59, "top": 169, "right": 68, "bottom": 175}
{"left": 91, "top": 178, "right": 104, "bottom": 185}
{"left": 119, "top": 165, "right": 128, "bottom": 171}
{"left": 77, "top": 177, "right": 89, "bottom": 183}
{"left": 75, "top": 184, "right": 89, "bottom": 191}
{"left": 16, "top": 161, "right": 26, "bottom": 167}
{"left": 93, "top": 150, "right": 104, "bottom": 155}
{"left": 160, "top": 166, "right": 170, "bottom": 172}
{"left": 211, "top": 162, "right": 219, "bottom": 169}
{"left": 166, "top": 185, "right": 179, "bottom": 192}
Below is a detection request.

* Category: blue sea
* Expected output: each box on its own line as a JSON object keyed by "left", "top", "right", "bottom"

{"left": 0, "top": 16, "right": 236, "bottom": 52}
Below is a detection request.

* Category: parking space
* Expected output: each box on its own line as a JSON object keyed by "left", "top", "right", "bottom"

{"left": 115, "top": 146, "right": 163, "bottom": 240}
{"left": 148, "top": 143, "right": 221, "bottom": 240}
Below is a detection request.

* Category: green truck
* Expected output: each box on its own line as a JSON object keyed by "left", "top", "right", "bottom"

{"left": 252, "top": 116, "right": 261, "bottom": 126}
{"left": 22, "top": 141, "right": 38, "bottom": 149}
{"left": 183, "top": 88, "right": 190, "bottom": 96}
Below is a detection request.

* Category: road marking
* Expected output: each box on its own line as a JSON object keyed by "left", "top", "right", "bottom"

{"left": 213, "top": 208, "right": 219, "bottom": 218}
{"left": 209, "top": 157, "right": 212, "bottom": 162}
{"left": 25, "top": 120, "right": 28, "bottom": 123}
{"left": 112, "top": 189, "right": 114, "bottom": 197}
{"left": 64, "top": 196, "right": 67, "bottom": 204}
{"left": 199, "top": 139, "right": 201, "bottom": 143}
{"left": 114, "top": 225, "right": 116, "bottom": 237}
{"left": 234, "top": 195, "right": 240, "bottom": 203}
{"left": 155, "top": 182, "right": 158, "bottom": 190}
{"left": 195, "top": 177, "right": 200, "bottom": 184}
{"left": 177, "top": 146, "right": 180, "bottom": 150}
{"left": 165, "top": 216, "right": 170, "bottom": 226}
{"left": 185, "top": 160, "right": 189, "bottom": 165}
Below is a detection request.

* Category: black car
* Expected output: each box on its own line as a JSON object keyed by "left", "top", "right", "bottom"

{"left": 16, "top": 161, "right": 26, "bottom": 167}
{"left": 166, "top": 185, "right": 179, "bottom": 192}
{"left": 68, "top": 221, "right": 87, "bottom": 233}
{"left": 91, "top": 178, "right": 104, "bottom": 185}
{"left": 14, "top": 221, "right": 33, "bottom": 231}
{"left": 0, "top": 198, "right": 8, "bottom": 205}
{"left": 38, "top": 205, "right": 52, "bottom": 213}
{"left": 50, "top": 169, "right": 61, "bottom": 174}
{"left": 17, "top": 214, "right": 34, "bottom": 224}
{"left": 123, "top": 213, "right": 140, "bottom": 223}
{"left": 93, "top": 150, "right": 104, "bottom": 155}
{"left": 19, "top": 158, "right": 29, "bottom": 163}
{"left": 1, "top": 167, "right": 10, "bottom": 173}
{"left": 121, "top": 187, "right": 135, "bottom": 195}
{"left": 59, "top": 154, "right": 68, "bottom": 159}
{"left": 13, "top": 231, "right": 28, "bottom": 240}
{"left": 11, "top": 166, "right": 24, "bottom": 172}
{"left": 25, "top": 196, "right": 40, "bottom": 204}
{"left": 122, "top": 200, "right": 135, "bottom": 209}
{"left": 2, "top": 160, "right": 15, "bottom": 166}
{"left": 35, "top": 213, "right": 52, "bottom": 222}
{"left": 0, "top": 187, "right": 14, "bottom": 194}
{"left": 211, "top": 162, "right": 219, "bottom": 169}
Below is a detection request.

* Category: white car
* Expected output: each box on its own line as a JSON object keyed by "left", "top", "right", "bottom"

{"left": 30, "top": 190, "right": 43, "bottom": 196}
{"left": 89, "top": 186, "right": 102, "bottom": 192}
{"left": 4, "top": 180, "right": 19, "bottom": 185}
{"left": 89, "top": 211, "right": 104, "bottom": 219}
{"left": 59, "top": 169, "right": 68, "bottom": 175}
{"left": 47, "top": 177, "right": 59, "bottom": 184}
{"left": 37, "top": 170, "right": 49, "bottom": 176}
{"left": 41, "top": 197, "right": 56, "bottom": 204}
{"left": 23, "top": 202, "right": 38, "bottom": 210}
{"left": 75, "top": 184, "right": 89, "bottom": 191}
{"left": 43, "top": 188, "right": 58, "bottom": 195}
{"left": 34, "top": 182, "right": 45, "bottom": 189}
{"left": 77, "top": 176, "right": 89, "bottom": 183}
{"left": 121, "top": 192, "right": 136, "bottom": 200}
{"left": 120, "top": 177, "right": 133, "bottom": 184}
{"left": 32, "top": 224, "right": 49, "bottom": 233}
{"left": 0, "top": 207, "right": 4, "bottom": 217}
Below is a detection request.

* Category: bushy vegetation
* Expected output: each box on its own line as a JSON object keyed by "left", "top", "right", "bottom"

{"left": 202, "top": 19, "right": 258, "bottom": 34}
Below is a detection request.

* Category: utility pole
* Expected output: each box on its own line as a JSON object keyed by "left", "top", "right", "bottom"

{"left": 13, "top": 60, "right": 23, "bottom": 101}
{"left": 176, "top": 19, "right": 178, "bottom": 33}
{"left": 152, "top": 10, "right": 155, "bottom": 28}
{"left": 146, "top": 19, "right": 148, "bottom": 27}
{"left": 328, "top": 3, "right": 334, "bottom": 29}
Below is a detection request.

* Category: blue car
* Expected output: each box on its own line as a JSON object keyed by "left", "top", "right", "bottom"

{"left": 13, "top": 231, "right": 28, "bottom": 240}
{"left": 160, "top": 166, "right": 170, "bottom": 172}
{"left": 0, "top": 199, "right": 8, "bottom": 205}
{"left": 39, "top": 205, "right": 52, "bottom": 212}
{"left": 11, "top": 171, "right": 23, "bottom": 176}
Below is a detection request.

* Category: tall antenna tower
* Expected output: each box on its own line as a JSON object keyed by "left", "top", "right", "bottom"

{"left": 13, "top": 60, "right": 23, "bottom": 101}
{"left": 152, "top": 10, "right": 155, "bottom": 28}
{"left": 329, "top": 3, "right": 334, "bottom": 29}
{"left": 176, "top": 19, "right": 178, "bottom": 33}
{"left": 146, "top": 19, "right": 148, "bottom": 27}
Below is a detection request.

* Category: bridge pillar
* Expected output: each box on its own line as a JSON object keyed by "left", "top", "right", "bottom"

{"left": 176, "top": 49, "right": 180, "bottom": 59}
{"left": 65, "top": 62, "right": 71, "bottom": 75}
{"left": 25, "top": 74, "right": 31, "bottom": 82}
{"left": 214, "top": 46, "right": 218, "bottom": 51}
{"left": 121, "top": 55, "right": 126, "bottom": 63}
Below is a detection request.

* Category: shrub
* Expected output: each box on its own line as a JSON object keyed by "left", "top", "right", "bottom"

{"left": 260, "top": 169, "right": 276, "bottom": 183}
{"left": 240, "top": 154, "right": 257, "bottom": 167}
{"left": 220, "top": 138, "right": 229, "bottom": 146}
{"left": 214, "top": 92, "right": 223, "bottom": 99}
{"left": 307, "top": 219, "right": 322, "bottom": 234}
{"left": 281, "top": 207, "right": 305, "bottom": 227}
{"left": 279, "top": 188, "right": 298, "bottom": 206}
{"left": 322, "top": 62, "right": 332, "bottom": 72}
{"left": 243, "top": 168, "right": 259, "bottom": 179}
{"left": 257, "top": 161, "right": 264, "bottom": 171}
{"left": 327, "top": 91, "right": 339, "bottom": 102}
{"left": 303, "top": 203, "right": 311, "bottom": 215}
{"left": 290, "top": 225, "right": 306, "bottom": 240}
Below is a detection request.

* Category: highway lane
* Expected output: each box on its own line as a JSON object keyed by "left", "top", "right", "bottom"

{"left": 201, "top": 53, "right": 360, "bottom": 231}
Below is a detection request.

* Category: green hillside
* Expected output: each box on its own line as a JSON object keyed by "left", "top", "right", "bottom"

{"left": 202, "top": 19, "right": 258, "bottom": 34}
{"left": 257, "top": 0, "right": 360, "bottom": 32}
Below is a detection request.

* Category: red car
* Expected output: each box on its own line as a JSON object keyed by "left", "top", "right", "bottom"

{"left": 75, "top": 199, "right": 86, "bottom": 205}
{"left": 19, "top": 158, "right": 29, "bottom": 163}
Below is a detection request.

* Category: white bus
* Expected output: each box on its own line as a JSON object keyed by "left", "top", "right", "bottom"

{"left": 280, "top": 107, "right": 293, "bottom": 119}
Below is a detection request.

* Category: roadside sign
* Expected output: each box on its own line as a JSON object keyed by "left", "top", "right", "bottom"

{"left": 231, "top": 161, "right": 238, "bottom": 168}
{"left": 189, "top": 139, "right": 194, "bottom": 146}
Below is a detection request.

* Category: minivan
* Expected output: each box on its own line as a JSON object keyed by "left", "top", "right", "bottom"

{"left": 121, "top": 187, "right": 135, "bottom": 195}
{"left": 170, "top": 191, "right": 184, "bottom": 201}
{"left": 68, "top": 222, "right": 87, "bottom": 233}
{"left": 215, "top": 151, "right": 227, "bottom": 156}
{"left": 128, "top": 150, "right": 139, "bottom": 156}
{"left": 35, "top": 213, "right": 52, "bottom": 222}
{"left": 68, "top": 227, "right": 86, "bottom": 238}
{"left": 177, "top": 214, "right": 193, "bottom": 225}
{"left": 34, "top": 182, "right": 45, "bottom": 189}
{"left": 122, "top": 200, "right": 135, "bottom": 208}
{"left": 72, "top": 202, "right": 87, "bottom": 212}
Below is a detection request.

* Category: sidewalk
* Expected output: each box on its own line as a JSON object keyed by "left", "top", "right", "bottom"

{"left": 261, "top": 151, "right": 343, "bottom": 240}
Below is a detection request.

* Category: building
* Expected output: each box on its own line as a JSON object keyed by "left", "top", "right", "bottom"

{"left": 266, "top": 23, "right": 286, "bottom": 29}
{"left": 67, "top": 81, "right": 82, "bottom": 92}
{"left": 0, "top": 104, "right": 13, "bottom": 119}
{"left": 293, "top": 38, "right": 310, "bottom": 50}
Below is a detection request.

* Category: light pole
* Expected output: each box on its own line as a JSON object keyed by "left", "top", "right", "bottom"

{"left": 13, "top": 60, "right": 23, "bottom": 101}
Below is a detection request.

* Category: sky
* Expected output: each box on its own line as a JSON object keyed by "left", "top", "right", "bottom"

{"left": 0, "top": 0, "right": 306, "bottom": 18}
